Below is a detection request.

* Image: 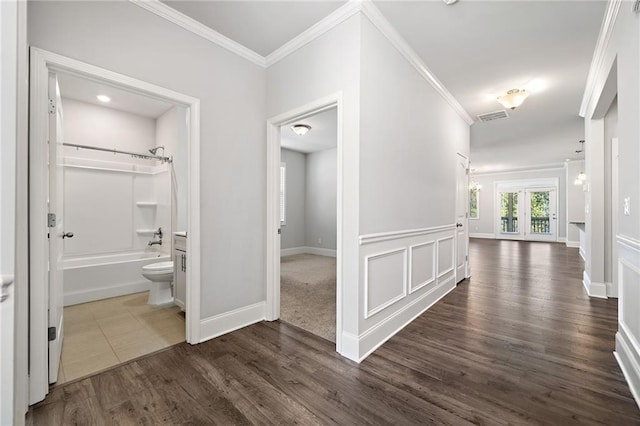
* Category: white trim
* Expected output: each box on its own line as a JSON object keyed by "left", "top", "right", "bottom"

{"left": 437, "top": 236, "right": 455, "bottom": 278}
{"left": 266, "top": 93, "right": 344, "bottom": 355}
{"left": 265, "top": 1, "right": 362, "bottom": 66}
{"left": 579, "top": 0, "right": 622, "bottom": 117}
{"left": 199, "top": 302, "right": 266, "bottom": 342}
{"left": 618, "top": 235, "right": 640, "bottom": 252}
{"left": 558, "top": 237, "right": 567, "bottom": 243}
{"left": 580, "top": 246, "right": 586, "bottom": 261}
{"left": 28, "top": 48, "right": 201, "bottom": 404}
{"left": 280, "top": 246, "right": 337, "bottom": 257}
{"left": 64, "top": 281, "right": 151, "bottom": 306}
{"left": 359, "top": 2, "right": 473, "bottom": 125}
{"left": 356, "top": 275, "right": 455, "bottom": 363}
{"left": 615, "top": 328, "right": 640, "bottom": 409}
{"left": 408, "top": 241, "right": 436, "bottom": 294}
{"left": 363, "top": 248, "right": 408, "bottom": 319}
{"left": 359, "top": 224, "right": 456, "bottom": 245}
{"left": 129, "top": 0, "right": 265, "bottom": 67}
{"left": 469, "top": 233, "right": 495, "bottom": 239}
{"left": 471, "top": 163, "right": 566, "bottom": 176}
{"left": 582, "top": 270, "right": 607, "bottom": 298}
{"left": 565, "top": 240, "right": 580, "bottom": 248}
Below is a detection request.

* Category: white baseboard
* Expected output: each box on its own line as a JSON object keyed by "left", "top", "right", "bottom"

{"left": 281, "top": 246, "right": 337, "bottom": 257}
{"left": 339, "top": 331, "right": 359, "bottom": 362}
{"left": 280, "top": 246, "right": 307, "bottom": 256}
{"left": 565, "top": 240, "right": 580, "bottom": 248}
{"left": 469, "top": 233, "right": 495, "bottom": 239}
{"left": 64, "top": 280, "right": 150, "bottom": 306}
{"left": 615, "top": 326, "right": 640, "bottom": 410}
{"left": 582, "top": 270, "right": 607, "bottom": 298}
{"left": 579, "top": 246, "right": 586, "bottom": 261}
{"left": 354, "top": 276, "right": 456, "bottom": 363}
{"left": 199, "top": 301, "right": 265, "bottom": 342}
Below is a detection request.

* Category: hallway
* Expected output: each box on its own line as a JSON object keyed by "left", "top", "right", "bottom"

{"left": 28, "top": 239, "right": 640, "bottom": 424}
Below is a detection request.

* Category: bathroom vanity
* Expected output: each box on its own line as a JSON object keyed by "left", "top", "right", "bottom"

{"left": 173, "top": 232, "right": 187, "bottom": 311}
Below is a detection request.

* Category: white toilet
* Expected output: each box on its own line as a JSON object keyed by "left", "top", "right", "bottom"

{"left": 141, "top": 261, "right": 174, "bottom": 305}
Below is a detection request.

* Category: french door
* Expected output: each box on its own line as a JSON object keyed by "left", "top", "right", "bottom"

{"left": 497, "top": 187, "right": 557, "bottom": 242}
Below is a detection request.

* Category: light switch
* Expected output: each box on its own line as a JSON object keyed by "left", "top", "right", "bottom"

{"left": 624, "top": 197, "right": 631, "bottom": 216}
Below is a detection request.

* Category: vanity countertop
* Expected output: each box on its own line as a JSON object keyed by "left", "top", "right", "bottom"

{"left": 174, "top": 231, "right": 187, "bottom": 237}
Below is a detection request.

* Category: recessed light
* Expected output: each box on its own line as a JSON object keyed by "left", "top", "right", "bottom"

{"left": 291, "top": 124, "right": 311, "bottom": 136}
{"left": 96, "top": 95, "right": 111, "bottom": 103}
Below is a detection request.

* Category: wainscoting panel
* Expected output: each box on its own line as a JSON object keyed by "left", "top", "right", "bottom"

{"left": 364, "top": 248, "right": 407, "bottom": 318}
{"left": 357, "top": 224, "right": 459, "bottom": 361}
{"left": 437, "top": 236, "right": 455, "bottom": 278}
{"left": 409, "top": 241, "right": 436, "bottom": 294}
{"left": 616, "top": 235, "right": 640, "bottom": 407}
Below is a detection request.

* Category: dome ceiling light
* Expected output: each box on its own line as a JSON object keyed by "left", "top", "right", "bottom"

{"left": 497, "top": 88, "right": 529, "bottom": 110}
{"left": 291, "top": 124, "right": 311, "bottom": 136}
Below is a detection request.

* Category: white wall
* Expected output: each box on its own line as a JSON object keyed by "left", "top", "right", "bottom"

{"left": 267, "top": 13, "right": 362, "bottom": 356}
{"left": 469, "top": 168, "right": 567, "bottom": 240}
{"left": 29, "top": 0, "right": 266, "bottom": 322}
{"left": 604, "top": 98, "right": 618, "bottom": 283}
{"left": 305, "top": 147, "right": 337, "bottom": 250}
{"left": 157, "top": 106, "right": 188, "bottom": 232}
{"left": 356, "top": 15, "right": 470, "bottom": 358}
{"left": 581, "top": 2, "right": 640, "bottom": 406}
{"left": 280, "top": 148, "right": 306, "bottom": 250}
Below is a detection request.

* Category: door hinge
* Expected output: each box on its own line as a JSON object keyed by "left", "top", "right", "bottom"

{"left": 48, "top": 213, "right": 56, "bottom": 228}
{"left": 48, "top": 326, "right": 56, "bottom": 341}
{"left": 48, "top": 98, "right": 56, "bottom": 114}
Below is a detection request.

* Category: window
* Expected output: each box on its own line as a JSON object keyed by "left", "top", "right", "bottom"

{"left": 280, "top": 163, "right": 286, "bottom": 225}
{"left": 469, "top": 186, "right": 479, "bottom": 219}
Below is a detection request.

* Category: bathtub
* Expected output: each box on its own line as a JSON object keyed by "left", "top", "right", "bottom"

{"left": 63, "top": 251, "right": 171, "bottom": 306}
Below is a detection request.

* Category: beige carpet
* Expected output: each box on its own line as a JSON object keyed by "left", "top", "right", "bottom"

{"left": 280, "top": 254, "right": 336, "bottom": 342}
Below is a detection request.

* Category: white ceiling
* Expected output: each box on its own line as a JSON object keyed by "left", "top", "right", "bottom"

{"left": 281, "top": 107, "right": 337, "bottom": 153}
{"left": 157, "top": 0, "right": 606, "bottom": 172}
{"left": 57, "top": 73, "right": 174, "bottom": 119}
{"left": 162, "top": 0, "right": 346, "bottom": 57}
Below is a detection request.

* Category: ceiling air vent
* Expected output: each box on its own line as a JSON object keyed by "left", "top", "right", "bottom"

{"left": 477, "top": 110, "right": 510, "bottom": 123}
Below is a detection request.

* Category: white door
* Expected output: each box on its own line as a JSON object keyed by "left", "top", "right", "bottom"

{"left": 524, "top": 188, "right": 557, "bottom": 242}
{"left": 48, "top": 72, "right": 65, "bottom": 383}
{"left": 497, "top": 189, "right": 523, "bottom": 240}
{"left": 455, "top": 153, "right": 469, "bottom": 282}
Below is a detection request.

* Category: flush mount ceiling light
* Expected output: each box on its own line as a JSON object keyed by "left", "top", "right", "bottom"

{"left": 291, "top": 124, "right": 311, "bottom": 136}
{"left": 96, "top": 94, "right": 111, "bottom": 103}
{"left": 497, "top": 89, "right": 529, "bottom": 110}
{"left": 442, "top": 0, "right": 458, "bottom": 4}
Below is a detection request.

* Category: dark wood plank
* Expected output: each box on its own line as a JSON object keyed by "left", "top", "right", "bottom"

{"left": 28, "top": 239, "right": 640, "bottom": 425}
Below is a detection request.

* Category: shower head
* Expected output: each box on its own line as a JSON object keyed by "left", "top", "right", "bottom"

{"left": 149, "top": 146, "right": 165, "bottom": 155}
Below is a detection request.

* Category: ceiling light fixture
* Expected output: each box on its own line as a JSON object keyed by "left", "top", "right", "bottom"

{"left": 442, "top": 0, "right": 458, "bottom": 4}
{"left": 291, "top": 124, "right": 311, "bottom": 136}
{"left": 96, "top": 94, "right": 111, "bottom": 103}
{"left": 497, "top": 89, "right": 529, "bottom": 110}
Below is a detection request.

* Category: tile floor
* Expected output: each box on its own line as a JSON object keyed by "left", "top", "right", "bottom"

{"left": 58, "top": 291, "right": 185, "bottom": 384}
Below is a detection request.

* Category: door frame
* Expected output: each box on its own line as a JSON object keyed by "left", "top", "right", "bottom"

{"left": 265, "top": 93, "right": 344, "bottom": 352}
{"left": 455, "top": 153, "right": 470, "bottom": 282}
{"left": 28, "top": 48, "right": 202, "bottom": 403}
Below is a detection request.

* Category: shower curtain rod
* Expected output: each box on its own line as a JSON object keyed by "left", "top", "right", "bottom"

{"left": 63, "top": 142, "right": 173, "bottom": 163}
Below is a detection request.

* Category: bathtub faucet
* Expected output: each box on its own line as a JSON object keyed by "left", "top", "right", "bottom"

{"left": 148, "top": 227, "right": 163, "bottom": 246}
{"left": 153, "top": 227, "right": 163, "bottom": 239}
{"left": 148, "top": 239, "right": 162, "bottom": 246}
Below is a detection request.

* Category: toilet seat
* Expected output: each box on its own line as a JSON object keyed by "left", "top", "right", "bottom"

{"left": 142, "top": 261, "right": 173, "bottom": 276}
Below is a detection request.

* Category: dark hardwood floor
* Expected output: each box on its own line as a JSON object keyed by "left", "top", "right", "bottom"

{"left": 29, "top": 239, "right": 640, "bottom": 425}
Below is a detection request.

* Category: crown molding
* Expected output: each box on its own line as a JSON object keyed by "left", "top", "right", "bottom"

{"left": 129, "top": 0, "right": 266, "bottom": 67}
{"left": 360, "top": 1, "right": 474, "bottom": 125}
{"left": 579, "top": 0, "right": 622, "bottom": 117}
{"left": 265, "top": 1, "right": 363, "bottom": 67}
{"left": 131, "top": 0, "right": 473, "bottom": 126}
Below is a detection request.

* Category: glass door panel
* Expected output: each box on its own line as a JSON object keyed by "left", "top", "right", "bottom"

{"left": 525, "top": 189, "right": 556, "bottom": 241}
{"left": 500, "top": 191, "right": 520, "bottom": 234}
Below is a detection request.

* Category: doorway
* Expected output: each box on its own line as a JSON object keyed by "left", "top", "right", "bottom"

{"left": 265, "top": 94, "right": 344, "bottom": 352}
{"left": 496, "top": 181, "right": 558, "bottom": 242}
{"left": 278, "top": 107, "right": 338, "bottom": 342}
{"left": 28, "top": 48, "right": 202, "bottom": 404}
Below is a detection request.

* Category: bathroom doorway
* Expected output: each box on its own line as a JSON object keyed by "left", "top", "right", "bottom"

{"left": 28, "top": 49, "right": 202, "bottom": 404}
